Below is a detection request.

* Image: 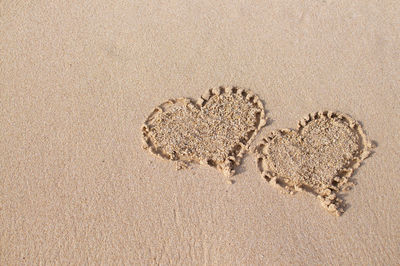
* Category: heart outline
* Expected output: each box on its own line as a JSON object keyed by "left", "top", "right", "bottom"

{"left": 255, "top": 111, "right": 373, "bottom": 215}
{"left": 142, "top": 86, "right": 267, "bottom": 176}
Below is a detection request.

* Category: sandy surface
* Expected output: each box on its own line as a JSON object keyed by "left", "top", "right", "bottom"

{"left": 1, "top": 0, "right": 399, "bottom": 265}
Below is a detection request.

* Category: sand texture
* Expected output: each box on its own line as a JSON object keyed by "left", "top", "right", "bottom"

{"left": 255, "top": 111, "right": 373, "bottom": 215}
{"left": 142, "top": 86, "right": 266, "bottom": 176}
{"left": 1, "top": 0, "right": 399, "bottom": 265}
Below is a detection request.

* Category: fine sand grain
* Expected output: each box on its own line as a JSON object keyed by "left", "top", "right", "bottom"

{"left": 255, "top": 111, "right": 374, "bottom": 215}
{"left": 142, "top": 86, "right": 266, "bottom": 176}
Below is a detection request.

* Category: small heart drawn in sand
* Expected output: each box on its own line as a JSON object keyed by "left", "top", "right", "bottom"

{"left": 142, "top": 86, "right": 267, "bottom": 176}
{"left": 255, "top": 111, "right": 373, "bottom": 215}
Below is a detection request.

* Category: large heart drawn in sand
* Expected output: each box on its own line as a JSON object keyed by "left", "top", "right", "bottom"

{"left": 142, "top": 86, "right": 267, "bottom": 176}
{"left": 255, "top": 111, "right": 373, "bottom": 215}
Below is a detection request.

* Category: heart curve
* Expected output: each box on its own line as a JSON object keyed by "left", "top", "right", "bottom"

{"left": 142, "top": 86, "right": 267, "bottom": 176}
{"left": 255, "top": 111, "right": 373, "bottom": 215}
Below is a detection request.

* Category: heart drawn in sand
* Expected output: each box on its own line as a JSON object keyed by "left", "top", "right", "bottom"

{"left": 255, "top": 111, "right": 373, "bottom": 215}
{"left": 142, "top": 86, "right": 267, "bottom": 176}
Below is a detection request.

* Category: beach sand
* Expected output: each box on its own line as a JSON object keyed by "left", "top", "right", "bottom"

{"left": 1, "top": 0, "right": 399, "bottom": 264}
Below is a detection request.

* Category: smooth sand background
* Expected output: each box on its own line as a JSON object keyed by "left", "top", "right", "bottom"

{"left": 1, "top": 0, "right": 399, "bottom": 264}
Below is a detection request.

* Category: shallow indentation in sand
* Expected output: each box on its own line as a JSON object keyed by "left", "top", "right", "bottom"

{"left": 142, "top": 86, "right": 267, "bottom": 176}
{"left": 255, "top": 111, "right": 373, "bottom": 215}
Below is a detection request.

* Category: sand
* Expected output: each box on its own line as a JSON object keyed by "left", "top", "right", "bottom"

{"left": 1, "top": 0, "right": 399, "bottom": 265}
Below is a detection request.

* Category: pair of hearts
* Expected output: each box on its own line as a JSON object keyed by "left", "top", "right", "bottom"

{"left": 142, "top": 87, "right": 373, "bottom": 215}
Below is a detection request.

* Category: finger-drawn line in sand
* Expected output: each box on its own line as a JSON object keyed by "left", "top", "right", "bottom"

{"left": 254, "top": 111, "right": 373, "bottom": 216}
{"left": 142, "top": 86, "right": 267, "bottom": 176}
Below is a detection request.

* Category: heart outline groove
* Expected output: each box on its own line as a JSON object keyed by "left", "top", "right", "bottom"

{"left": 255, "top": 111, "right": 374, "bottom": 216}
{"left": 142, "top": 86, "right": 267, "bottom": 176}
